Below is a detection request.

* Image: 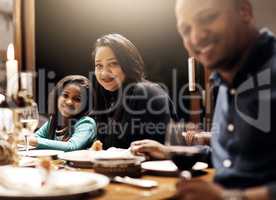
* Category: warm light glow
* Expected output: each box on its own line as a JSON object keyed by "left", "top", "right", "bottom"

{"left": 7, "top": 43, "right": 15, "bottom": 61}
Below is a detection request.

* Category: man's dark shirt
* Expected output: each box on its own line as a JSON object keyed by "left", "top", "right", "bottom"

{"left": 210, "top": 30, "right": 276, "bottom": 198}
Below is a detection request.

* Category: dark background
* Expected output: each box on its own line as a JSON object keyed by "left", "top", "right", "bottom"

{"left": 35, "top": 0, "right": 204, "bottom": 119}
{"left": 34, "top": 0, "right": 276, "bottom": 120}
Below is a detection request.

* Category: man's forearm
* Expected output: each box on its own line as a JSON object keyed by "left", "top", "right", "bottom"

{"left": 244, "top": 187, "right": 269, "bottom": 200}
{"left": 222, "top": 187, "right": 269, "bottom": 200}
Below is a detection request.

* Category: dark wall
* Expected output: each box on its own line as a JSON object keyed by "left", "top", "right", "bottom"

{"left": 35, "top": 0, "right": 276, "bottom": 119}
{"left": 35, "top": 0, "right": 192, "bottom": 119}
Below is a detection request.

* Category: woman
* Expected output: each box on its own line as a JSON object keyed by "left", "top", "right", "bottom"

{"left": 90, "top": 33, "right": 178, "bottom": 149}
{"left": 28, "top": 75, "right": 96, "bottom": 151}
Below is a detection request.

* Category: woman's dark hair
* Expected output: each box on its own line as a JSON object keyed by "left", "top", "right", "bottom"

{"left": 90, "top": 34, "right": 146, "bottom": 127}
{"left": 47, "top": 75, "right": 92, "bottom": 139}
{"left": 92, "top": 33, "right": 145, "bottom": 83}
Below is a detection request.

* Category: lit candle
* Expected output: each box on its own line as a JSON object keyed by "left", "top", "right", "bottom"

{"left": 188, "top": 57, "right": 196, "bottom": 92}
{"left": 6, "top": 44, "right": 19, "bottom": 97}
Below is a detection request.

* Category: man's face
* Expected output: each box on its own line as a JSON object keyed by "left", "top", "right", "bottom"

{"left": 176, "top": 0, "right": 251, "bottom": 70}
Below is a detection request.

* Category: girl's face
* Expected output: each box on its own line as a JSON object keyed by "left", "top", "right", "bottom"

{"left": 57, "top": 83, "right": 83, "bottom": 118}
{"left": 95, "top": 46, "right": 126, "bottom": 91}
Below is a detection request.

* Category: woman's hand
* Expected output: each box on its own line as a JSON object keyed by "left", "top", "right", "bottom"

{"left": 28, "top": 136, "right": 38, "bottom": 146}
{"left": 130, "top": 140, "right": 170, "bottom": 160}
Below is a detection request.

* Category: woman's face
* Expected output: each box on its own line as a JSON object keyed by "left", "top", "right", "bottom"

{"left": 95, "top": 46, "right": 126, "bottom": 91}
{"left": 58, "top": 83, "right": 83, "bottom": 118}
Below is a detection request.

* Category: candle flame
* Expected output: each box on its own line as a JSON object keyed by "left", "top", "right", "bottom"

{"left": 7, "top": 43, "right": 15, "bottom": 61}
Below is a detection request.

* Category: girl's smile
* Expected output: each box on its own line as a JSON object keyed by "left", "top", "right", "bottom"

{"left": 58, "top": 84, "right": 82, "bottom": 118}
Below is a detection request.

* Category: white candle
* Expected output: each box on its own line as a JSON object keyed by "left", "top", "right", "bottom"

{"left": 6, "top": 44, "right": 19, "bottom": 97}
{"left": 188, "top": 57, "right": 196, "bottom": 92}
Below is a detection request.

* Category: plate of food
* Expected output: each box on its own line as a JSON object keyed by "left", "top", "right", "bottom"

{"left": 58, "top": 147, "right": 145, "bottom": 169}
{"left": 0, "top": 166, "right": 109, "bottom": 199}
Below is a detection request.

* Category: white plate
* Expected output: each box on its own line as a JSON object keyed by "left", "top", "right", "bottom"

{"left": 58, "top": 149, "right": 145, "bottom": 165}
{"left": 58, "top": 150, "right": 93, "bottom": 162}
{"left": 0, "top": 166, "right": 109, "bottom": 198}
{"left": 92, "top": 148, "right": 145, "bottom": 161}
{"left": 192, "top": 162, "right": 208, "bottom": 171}
{"left": 18, "top": 150, "right": 64, "bottom": 158}
{"left": 58, "top": 150, "right": 94, "bottom": 168}
{"left": 141, "top": 160, "right": 208, "bottom": 173}
{"left": 18, "top": 156, "right": 38, "bottom": 167}
{"left": 142, "top": 160, "right": 178, "bottom": 173}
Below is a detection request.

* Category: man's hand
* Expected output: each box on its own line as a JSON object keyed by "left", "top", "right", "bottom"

{"left": 130, "top": 139, "right": 170, "bottom": 160}
{"left": 176, "top": 179, "right": 223, "bottom": 200}
{"left": 130, "top": 139, "right": 202, "bottom": 160}
{"left": 182, "top": 131, "right": 212, "bottom": 146}
{"left": 176, "top": 179, "right": 270, "bottom": 200}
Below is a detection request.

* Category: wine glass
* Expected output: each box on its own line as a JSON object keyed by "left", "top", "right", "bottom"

{"left": 19, "top": 103, "right": 39, "bottom": 155}
{"left": 165, "top": 120, "right": 186, "bottom": 146}
{"left": 165, "top": 121, "right": 201, "bottom": 176}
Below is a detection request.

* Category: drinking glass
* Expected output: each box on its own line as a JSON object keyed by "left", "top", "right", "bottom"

{"left": 19, "top": 103, "right": 39, "bottom": 155}
{"left": 165, "top": 121, "right": 201, "bottom": 173}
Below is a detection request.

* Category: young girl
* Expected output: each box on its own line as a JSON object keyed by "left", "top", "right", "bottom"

{"left": 28, "top": 75, "right": 96, "bottom": 152}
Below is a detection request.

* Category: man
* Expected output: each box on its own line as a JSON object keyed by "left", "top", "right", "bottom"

{"left": 131, "top": 0, "right": 276, "bottom": 199}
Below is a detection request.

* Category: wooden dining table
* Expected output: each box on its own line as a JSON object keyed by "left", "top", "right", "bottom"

{"left": 81, "top": 168, "right": 215, "bottom": 200}
{"left": 13, "top": 150, "right": 215, "bottom": 200}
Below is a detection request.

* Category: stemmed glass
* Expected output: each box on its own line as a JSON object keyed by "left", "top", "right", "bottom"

{"left": 166, "top": 121, "right": 203, "bottom": 146}
{"left": 165, "top": 121, "right": 201, "bottom": 178}
{"left": 19, "top": 103, "right": 39, "bottom": 155}
{"left": 165, "top": 121, "right": 186, "bottom": 146}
